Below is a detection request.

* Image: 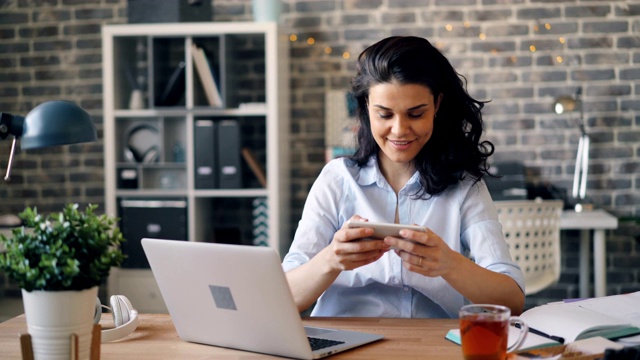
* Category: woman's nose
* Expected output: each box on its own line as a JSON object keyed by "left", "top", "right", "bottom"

{"left": 390, "top": 116, "right": 410, "bottom": 135}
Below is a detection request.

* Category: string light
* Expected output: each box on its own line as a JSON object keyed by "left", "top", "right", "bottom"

{"left": 324, "top": 47, "right": 332, "bottom": 54}
{"left": 307, "top": 37, "right": 315, "bottom": 45}
{"left": 529, "top": 45, "right": 537, "bottom": 52}
{"left": 445, "top": 24, "right": 453, "bottom": 31}
{"left": 342, "top": 52, "right": 350, "bottom": 59}
{"left": 289, "top": 34, "right": 297, "bottom": 42}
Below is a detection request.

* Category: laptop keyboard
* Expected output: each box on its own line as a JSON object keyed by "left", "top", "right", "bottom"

{"left": 308, "top": 337, "right": 345, "bottom": 351}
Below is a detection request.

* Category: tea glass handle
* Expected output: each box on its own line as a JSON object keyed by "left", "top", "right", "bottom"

{"left": 508, "top": 317, "right": 528, "bottom": 352}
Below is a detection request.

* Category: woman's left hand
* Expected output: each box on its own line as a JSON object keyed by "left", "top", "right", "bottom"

{"left": 383, "top": 228, "right": 458, "bottom": 277}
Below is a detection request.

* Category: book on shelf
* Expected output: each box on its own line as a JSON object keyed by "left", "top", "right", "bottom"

{"left": 241, "top": 148, "right": 267, "bottom": 188}
{"left": 446, "top": 291, "right": 640, "bottom": 353}
{"left": 191, "top": 43, "right": 223, "bottom": 108}
{"left": 156, "top": 61, "right": 185, "bottom": 106}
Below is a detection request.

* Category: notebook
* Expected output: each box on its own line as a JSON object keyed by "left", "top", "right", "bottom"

{"left": 141, "top": 238, "right": 383, "bottom": 359}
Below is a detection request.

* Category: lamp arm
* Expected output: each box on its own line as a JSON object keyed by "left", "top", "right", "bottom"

{"left": 4, "top": 137, "right": 18, "bottom": 181}
{"left": 1, "top": 112, "right": 25, "bottom": 182}
{"left": 579, "top": 135, "right": 590, "bottom": 199}
{"left": 572, "top": 136, "right": 585, "bottom": 199}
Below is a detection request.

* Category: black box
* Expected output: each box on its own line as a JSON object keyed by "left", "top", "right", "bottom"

{"left": 119, "top": 198, "right": 188, "bottom": 268}
{"left": 127, "top": 0, "right": 212, "bottom": 23}
{"left": 217, "top": 120, "right": 242, "bottom": 188}
{"left": 194, "top": 119, "right": 217, "bottom": 189}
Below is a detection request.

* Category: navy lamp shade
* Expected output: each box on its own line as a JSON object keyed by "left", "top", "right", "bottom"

{"left": 0, "top": 101, "right": 97, "bottom": 181}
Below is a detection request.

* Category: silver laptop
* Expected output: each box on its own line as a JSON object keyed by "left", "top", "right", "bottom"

{"left": 141, "top": 238, "right": 383, "bottom": 359}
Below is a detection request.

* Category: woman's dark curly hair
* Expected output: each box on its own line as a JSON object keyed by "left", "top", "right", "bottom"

{"left": 349, "top": 36, "right": 494, "bottom": 198}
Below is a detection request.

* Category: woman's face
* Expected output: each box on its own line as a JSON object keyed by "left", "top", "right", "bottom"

{"left": 367, "top": 82, "right": 441, "bottom": 167}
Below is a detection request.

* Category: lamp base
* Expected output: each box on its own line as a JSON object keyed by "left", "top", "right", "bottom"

{"left": 574, "top": 202, "right": 593, "bottom": 213}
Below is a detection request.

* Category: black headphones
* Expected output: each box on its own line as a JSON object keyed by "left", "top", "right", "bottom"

{"left": 123, "top": 122, "right": 160, "bottom": 163}
{"left": 94, "top": 295, "right": 139, "bottom": 343}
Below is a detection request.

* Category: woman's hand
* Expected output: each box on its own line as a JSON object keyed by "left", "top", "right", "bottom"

{"left": 383, "top": 227, "right": 457, "bottom": 277}
{"left": 326, "top": 216, "right": 391, "bottom": 271}
{"left": 384, "top": 227, "right": 525, "bottom": 314}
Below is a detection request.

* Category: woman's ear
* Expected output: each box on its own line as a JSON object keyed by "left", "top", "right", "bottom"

{"left": 435, "top": 93, "right": 443, "bottom": 114}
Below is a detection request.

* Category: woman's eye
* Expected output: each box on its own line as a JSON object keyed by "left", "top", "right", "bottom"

{"left": 377, "top": 112, "right": 393, "bottom": 119}
{"left": 409, "top": 112, "right": 424, "bottom": 119}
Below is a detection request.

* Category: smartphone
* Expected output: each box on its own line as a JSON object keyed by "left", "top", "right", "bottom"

{"left": 346, "top": 220, "right": 426, "bottom": 239}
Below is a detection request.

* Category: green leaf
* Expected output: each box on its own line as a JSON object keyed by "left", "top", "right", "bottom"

{"left": 0, "top": 204, "right": 125, "bottom": 291}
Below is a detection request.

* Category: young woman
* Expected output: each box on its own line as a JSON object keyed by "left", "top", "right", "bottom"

{"left": 282, "top": 36, "right": 524, "bottom": 318}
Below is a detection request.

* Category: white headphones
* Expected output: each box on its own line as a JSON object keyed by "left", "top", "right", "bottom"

{"left": 93, "top": 295, "right": 139, "bottom": 343}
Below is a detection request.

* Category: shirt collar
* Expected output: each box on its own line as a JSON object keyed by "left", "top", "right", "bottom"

{"left": 356, "top": 155, "right": 422, "bottom": 191}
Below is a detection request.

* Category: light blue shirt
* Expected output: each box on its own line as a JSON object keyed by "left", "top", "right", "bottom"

{"left": 282, "top": 156, "right": 524, "bottom": 318}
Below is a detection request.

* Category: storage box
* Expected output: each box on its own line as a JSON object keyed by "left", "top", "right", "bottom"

{"left": 118, "top": 198, "right": 188, "bottom": 268}
{"left": 127, "top": 0, "right": 212, "bottom": 23}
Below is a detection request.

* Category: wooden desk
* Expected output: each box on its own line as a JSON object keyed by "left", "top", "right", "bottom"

{"left": 560, "top": 209, "right": 618, "bottom": 298}
{"left": 0, "top": 313, "right": 464, "bottom": 359}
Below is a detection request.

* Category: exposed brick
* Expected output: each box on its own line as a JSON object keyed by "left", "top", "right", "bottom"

{"left": 620, "top": 68, "right": 640, "bottom": 80}
{"left": 468, "top": 9, "right": 512, "bottom": 21}
{"left": 33, "top": 9, "right": 72, "bottom": 22}
{"left": 473, "top": 71, "right": 517, "bottom": 84}
{"left": 420, "top": 10, "right": 464, "bottom": 22}
{"left": 584, "top": 52, "right": 629, "bottom": 65}
{"left": 74, "top": 8, "right": 114, "bottom": 20}
{"left": 434, "top": 0, "right": 476, "bottom": 5}
{"left": 583, "top": 20, "right": 628, "bottom": 34}
{"left": 18, "top": 26, "right": 58, "bottom": 38}
{"left": 618, "top": 36, "right": 640, "bottom": 49}
{"left": 389, "top": 0, "right": 430, "bottom": 8}
{"left": 470, "top": 40, "right": 516, "bottom": 53}
{"left": 621, "top": 100, "right": 640, "bottom": 111}
{"left": 566, "top": 5, "right": 611, "bottom": 18}
{"left": 381, "top": 11, "right": 416, "bottom": 25}
{"left": 486, "top": 24, "right": 529, "bottom": 37}
{"left": 522, "top": 70, "right": 567, "bottom": 82}
{"left": 20, "top": 55, "right": 61, "bottom": 67}
{"left": 488, "top": 55, "right": 532, "bottom": 68}
{"left": 571, "top": 69, "right": 615, "bottom": 82}
{"left": 62, "top": 23, "right": 102, "bottom": 36}
{"left": 517, "top": 7, "right": 561, "bottom": 20}
{"left": 291, "top": 16, "right": 322, "bottom": 28}
{"left": 295, "top": 1, "right": 336, "bottom": 12}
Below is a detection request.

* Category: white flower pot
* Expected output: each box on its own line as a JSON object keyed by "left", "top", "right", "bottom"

{"left": 22, "top": 286, "right": 98, "bottom": 360}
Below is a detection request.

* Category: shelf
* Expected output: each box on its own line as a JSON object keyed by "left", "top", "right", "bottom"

{"left": 103, "top": 22, "right": 290, "bottom": 313}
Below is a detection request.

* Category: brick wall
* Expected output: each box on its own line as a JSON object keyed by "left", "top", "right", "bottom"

{"left": 1, "top": 0, "right": 639, "bottom": 305}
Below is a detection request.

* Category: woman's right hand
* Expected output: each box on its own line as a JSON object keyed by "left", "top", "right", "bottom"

{"left": 325, "top": 215, "right": 391, "bottom": 271}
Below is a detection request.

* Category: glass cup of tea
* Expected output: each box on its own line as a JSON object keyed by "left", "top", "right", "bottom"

{"left": 459, "top": 304, "right": 528, "bottom": 360}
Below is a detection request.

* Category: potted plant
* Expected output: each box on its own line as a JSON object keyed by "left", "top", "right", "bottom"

{"left": 0, "top": 203, "right": 124, "bottom": 360}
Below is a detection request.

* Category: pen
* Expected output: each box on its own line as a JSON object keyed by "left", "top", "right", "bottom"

{"left": 515, "top": 324, "right": 565, "bottom": 344}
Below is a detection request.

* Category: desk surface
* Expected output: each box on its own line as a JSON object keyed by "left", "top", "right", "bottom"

{"left": 0, "top": 314, "right": 463, "bottom": 359}
{"left": 560, "top": 209, "right": 618, "bottom": 229}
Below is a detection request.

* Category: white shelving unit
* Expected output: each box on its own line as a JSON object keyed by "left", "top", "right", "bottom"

{"left": 102, "top": 22, "right": 289, "bottom": 313}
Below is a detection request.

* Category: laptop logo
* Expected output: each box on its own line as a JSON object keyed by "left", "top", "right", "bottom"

{"left": 208, "top": 285, "right": 237, "bottom": 310}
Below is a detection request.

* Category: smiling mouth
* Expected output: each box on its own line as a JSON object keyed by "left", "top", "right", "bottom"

{"left": 389, "top": 140, "right": 412, "bottom": 145}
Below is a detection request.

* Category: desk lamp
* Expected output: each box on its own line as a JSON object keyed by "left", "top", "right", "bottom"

{"left": 0, "top": 100, "right": 97, "bottom": 181}
{"left": 553, "top": 88, "right": 591, "bottom": 212}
